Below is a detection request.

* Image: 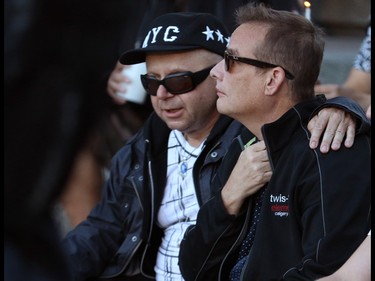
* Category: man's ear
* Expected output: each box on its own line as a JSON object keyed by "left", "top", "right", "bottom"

{"left": 265, "top": 67, "right": 285, "bottom": 96}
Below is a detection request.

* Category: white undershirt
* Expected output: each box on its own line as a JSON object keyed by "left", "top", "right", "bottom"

{"left": 155, "top": 130, "right": 205, "bottom": 281}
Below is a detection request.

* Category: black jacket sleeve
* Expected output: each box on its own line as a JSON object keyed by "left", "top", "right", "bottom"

{"left": 179, "top": 192, "right": 247, "bottom": 281}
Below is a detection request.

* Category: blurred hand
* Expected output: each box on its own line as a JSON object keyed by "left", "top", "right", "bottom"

{"left": 314, "top": 83, "right": 341, "bottom": 100}
{"left": 308, "top": 107, "right": 356, "bottom": 153}
{"left": 106, "top": 61, "right": 131, "bottom": 105}
{"left": 366, "top": 104, "right": 371, "bottom": 119}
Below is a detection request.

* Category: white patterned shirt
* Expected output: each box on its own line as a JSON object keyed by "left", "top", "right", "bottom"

{"left": 353, "top": 25, "right": 371, "bottom": 73}
{"left": 155, "top": 130, "right": 205, "bottom": 281}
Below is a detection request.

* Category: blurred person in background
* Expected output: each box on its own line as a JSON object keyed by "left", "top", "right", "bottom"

{"left": 315, "top": 21, "right": 371, "bottom": 118}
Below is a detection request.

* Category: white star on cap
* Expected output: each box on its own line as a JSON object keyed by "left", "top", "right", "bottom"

{"left": 215, "top": 29, "right": 224, "bottom": 43}
{"left": 202, "top": 26, "right": 215, "bottom": 41}
{"left": 225, "top": 36, "right": 230, "bottom": 46}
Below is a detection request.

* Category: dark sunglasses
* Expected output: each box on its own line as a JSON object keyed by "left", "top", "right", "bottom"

{"left": 224, "top": 50, "right": 294, "bottom": 80}
{"left": 140, "top": 65, "right": 214, "bottom": 96}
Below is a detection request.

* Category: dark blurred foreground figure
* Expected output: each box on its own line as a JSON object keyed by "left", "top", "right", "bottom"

{"left": 4, "top": 0, "right": 136, "bottom": 280}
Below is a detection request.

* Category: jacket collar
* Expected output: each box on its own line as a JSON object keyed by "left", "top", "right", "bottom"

{"left": 261, "top": 97, "right": 325, "bottom": 155}
{"left": 143, "top": 112, "right": 235, "bottom": 156}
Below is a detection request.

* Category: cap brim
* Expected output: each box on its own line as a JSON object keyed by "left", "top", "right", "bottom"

{"left": 119, "top": 45, "right": 200, "bottom": 65}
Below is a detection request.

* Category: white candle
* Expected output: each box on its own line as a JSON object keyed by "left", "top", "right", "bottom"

{"left": 305, "top": 7, "right": 311, "bottom": 20}
{"left": 304, "top": 1, "right": 311, "bottom": 21}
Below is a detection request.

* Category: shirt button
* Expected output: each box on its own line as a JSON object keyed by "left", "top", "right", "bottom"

{"left": 211, "top": 152, "right": 218, "bottom": 158}
{"left": 132, "top": 236, "right": 137, "bottom": 242}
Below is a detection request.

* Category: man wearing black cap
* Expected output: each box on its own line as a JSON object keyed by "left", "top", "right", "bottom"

{"left": 62, "top": 12, "right": 368, "bottom": 281}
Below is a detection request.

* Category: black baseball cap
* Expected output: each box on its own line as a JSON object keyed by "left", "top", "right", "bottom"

{"left": 119, "top": 12, "right": 230, "bottom": 65}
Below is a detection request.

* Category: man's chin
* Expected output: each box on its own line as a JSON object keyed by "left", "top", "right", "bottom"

{"left": 216, "top": 100, "right": 228, "bottom": 116}
{"left": 164, "top": 120, "right": 186, "bottom": 131}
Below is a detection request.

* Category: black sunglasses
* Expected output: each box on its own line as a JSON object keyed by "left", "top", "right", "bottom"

{"left": 140, "top": 65, "right": 214, "bottom": 96}
{"left": 224, "top": 50, "right": 294, "bottom": 80}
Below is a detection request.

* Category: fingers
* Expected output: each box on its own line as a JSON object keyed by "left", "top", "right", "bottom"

{"left": 106, "top": 62, "right": 129, "bottom": 105}
{"left": 238, "top": 141, "right": 271, "bottom": 183}
{"left": 222, "top": 142, "right": 271, "bottom": 215}
{"left": 343, "top": 117, "right": 356, "bottom": 148}
{"left": 308, "top": 108, "right": 357, "bottom": 153}
{"left": 229, "top": 141, "right": 270, "bottom": 184}
{"left": 308, "top": 114, "right": 325, "bottom": 150}
{"left": 242, "top": 141, "right": 268, "bottom": 163}
{"left": 221, "top": 140, "right": 272, "bottom": 215}
{"left": 366, "top": 105, "right": 371, "bottom": 119}
{"left": 107, "top": 79, "right": 128, "bottom": 105}
{"left": 320, "top": 110, "right": 357, "bottom": 151}
{"left": 324, "top": 121, "right": 344, "bottom": 151}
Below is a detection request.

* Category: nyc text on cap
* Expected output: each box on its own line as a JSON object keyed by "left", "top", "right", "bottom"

{"left": 120, "top": 12, "right": 230, "bottom": 65}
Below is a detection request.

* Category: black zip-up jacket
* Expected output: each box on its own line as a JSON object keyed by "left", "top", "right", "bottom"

{"left": 179, "top": 97, "right": 371, "bottom": 281}
{"left": 62, "top": 96, "right": 370, "bottom": 281}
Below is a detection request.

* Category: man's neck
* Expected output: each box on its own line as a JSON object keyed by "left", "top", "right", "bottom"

{"left": 180, "top": 114, "right": 219, "bottom": 147}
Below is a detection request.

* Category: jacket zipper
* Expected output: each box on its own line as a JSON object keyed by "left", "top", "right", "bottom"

{"left": 217, "top": 202, "right": 252, "bottom": 281}
{"left": 130, "top": 176, "right": 144, "bottom": 212}
{"left": 140, "top": 139, "right": 156, "bottom": 279}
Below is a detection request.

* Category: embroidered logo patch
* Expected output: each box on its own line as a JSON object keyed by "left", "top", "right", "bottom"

{"left": 142, "top": 25, "right": 230, "bottom": 48}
